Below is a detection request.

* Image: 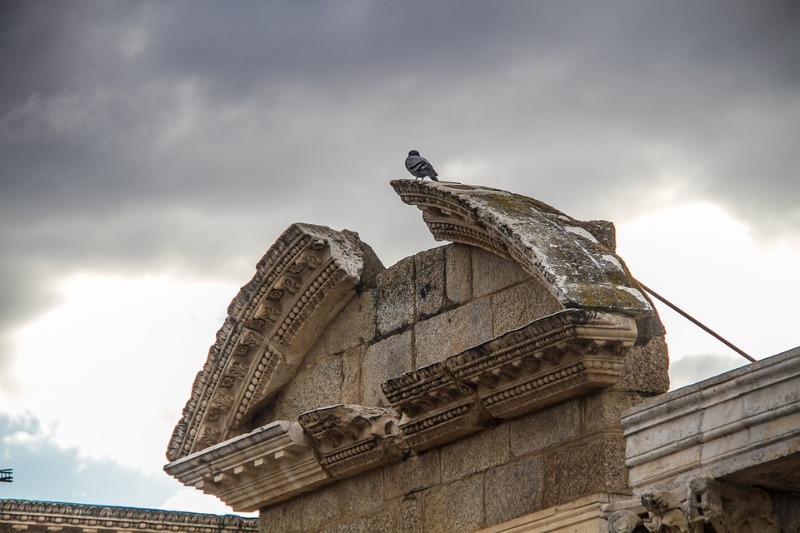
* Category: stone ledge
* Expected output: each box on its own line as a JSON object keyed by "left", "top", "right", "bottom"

{"left": 164, "top": 421, "right": 330, "bottom": 512}
{"left": 622, "top": 347, "right": 800, "bottom": 492}
{"left": 0, "top": 499, "right": 257, "bottom": 533}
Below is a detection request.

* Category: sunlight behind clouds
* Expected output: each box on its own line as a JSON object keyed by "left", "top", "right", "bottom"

{"left": 616, "top": 202, "right": 800, "bottom": 373}
{"left": 5, "top": 274, "right": 237, "bottom": 475}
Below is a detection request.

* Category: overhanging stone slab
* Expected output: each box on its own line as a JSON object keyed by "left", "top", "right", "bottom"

{"left": 164, "top": 421, "right": 330, "bottom": 512}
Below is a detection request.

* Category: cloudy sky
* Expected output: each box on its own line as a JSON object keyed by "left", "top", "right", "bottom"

{"left": 1, "top": 0, "right": 798, "bottom": 515}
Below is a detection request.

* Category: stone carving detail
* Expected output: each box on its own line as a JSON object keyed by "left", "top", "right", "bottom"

{"left": 603, "top": 478, "right": 783, "bottom": 533}
{"left": 0, "top": 499, "right": 257, "bottom": 533}
{"left": 298, "top": 404, "right": 408, "bottom": 478}
{"left": 166, "top": 224, "right": 366, "bottom": 461}
{"left": 383, "top": 361, "right": 491, "bottom": 452}
{"left": 383, "top": 309, "right": 637, "bottom": 452}
{"left": 391, "top": 179, "right": 652, "bottom": 317}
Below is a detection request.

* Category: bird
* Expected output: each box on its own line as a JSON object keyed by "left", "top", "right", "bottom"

{"left": 405, "top": 150, "right": 439, "bottom": 181}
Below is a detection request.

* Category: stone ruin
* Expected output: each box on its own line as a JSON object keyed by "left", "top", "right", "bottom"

{"left": 5, "top": 179, "right": 798, "bottom": 533}
{"left": 164, "top": 179, "right": 670, "bottom": 531}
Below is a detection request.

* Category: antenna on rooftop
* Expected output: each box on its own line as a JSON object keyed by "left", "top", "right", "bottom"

{"left": 635, "top": 280, "right": 757, "bottom": 363}
{"left": 0, "top": 469, "right": 12, "bottom": 483}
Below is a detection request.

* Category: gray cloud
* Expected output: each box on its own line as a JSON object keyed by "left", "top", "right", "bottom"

{"left": 0, "top": 413, "right": 177, "bottom": 507}
{"left": 1, "top": 0, "right": 798, "bottom": 394}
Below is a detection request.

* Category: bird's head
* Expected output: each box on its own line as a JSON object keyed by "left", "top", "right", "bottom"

{"left": 408, "top": 150, "right": 420, "bottom": 156}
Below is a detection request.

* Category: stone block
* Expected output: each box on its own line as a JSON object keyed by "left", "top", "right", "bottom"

{"left": 445, "top": 244, "right": 472, "bottom": 305}
{"left": 618, "top": 335, "right": 670, "bottom": 394}
{"left": 362, "top": 331, "right": 413, "bottom": 407}
{"left": 582, "top": 391, "right": 645, "bottom": 437}
{"left": 384, "top": 450, "right": 441, "bottom": 500}
{"left": 472, "top": 247, "right": 528, "bottom": 298}
{"left": 415, "top": 246, "right": 446, "bottom": 319}
{"left": 484, "top": 455, "right": 545, "bottom": 526}
{"left": 491, "top": 278, "right": 562, "bottom": 338}
{"left": 415, "top": 298, "right": 493, "bottom": 368}
{"left": 324, "top": 498, "right": 421, "bottom": 533}
{"left": 270, "top": 354, "right": 343, "bottom": 421}
{"left": 376, "top": 256, "right": 415, "bottom": 336}
{"left": 441, "top": 423, "right": 511, "bottom": 483}
{"left": 339, "top": 469, "right": 385, "bottom": 517}
{"left": 509, "top": 399, "right": 580, "bottom": 456}
{"left": 259, "top": 497, "right": 303, "bottom": 533}
{"left": 423, "top": 475, "right": 484, "bottom": 533}
{"left": 340, "top": 344, "right": 365, "bottom": 405}
{"left": 542, "top": 435, "right": 628, "bottom": 508}
{"left": 316, "top": 290, "right": 377, "bottom": 356}
{"left": 300, "top": 485, "right": 341, "bottom": 531}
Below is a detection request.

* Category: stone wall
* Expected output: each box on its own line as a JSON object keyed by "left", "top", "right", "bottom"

{"left": 255, "top": 243, "right": 669, "bottom": 532}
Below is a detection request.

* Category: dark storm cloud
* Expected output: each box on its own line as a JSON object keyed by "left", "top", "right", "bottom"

{"left": 1, "top": 1, "right": 799, "bottom": 375}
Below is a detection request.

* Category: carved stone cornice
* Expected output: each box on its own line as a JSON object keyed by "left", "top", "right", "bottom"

{"left": 167, "top": 224, "right": 366, "bottom": 461}
{"left": 383, "top": 361, "right": 491, "bottom": 451}
{"left": 297, "top": 405, "right": 408, "bottom": 478}
{"left": 0, "top": 499, "right": 257, "bottom": 533}
{"left": 383, "top": 309, "right": 637, "bottom": 452}
{"left": 390, "top": 179, "right": 652, "bottom": 318}
{"left": 164, "top": 421, "right": 330, "bottom": 512}
{"left": 602, "top": 478, "right": 782, "bottom": 533}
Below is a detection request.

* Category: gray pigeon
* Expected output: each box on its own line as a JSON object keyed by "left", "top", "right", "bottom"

{"left": 405, "top": 150, "right": 439, "bottom": 181}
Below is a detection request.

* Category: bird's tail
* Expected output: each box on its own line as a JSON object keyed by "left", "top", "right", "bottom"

{"left": 431, "top": 176, "right": 439, "bottom": 181}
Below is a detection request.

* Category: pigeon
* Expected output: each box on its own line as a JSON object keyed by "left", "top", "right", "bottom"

{"left": 405, "top": 150, "right": 439, "bottom": 181}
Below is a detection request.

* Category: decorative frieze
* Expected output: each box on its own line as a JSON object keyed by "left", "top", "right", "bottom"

{"left": 164, "top": 421, "right": 330, "bottom": 512}
{"left": 298, "top": 404, "right": 407, "bottom": 478}
{"left": 167, "top": 224, "right": 366, "bottom": 461}
{"left": 0, "top": 499, "right": 257, "bottom": 533}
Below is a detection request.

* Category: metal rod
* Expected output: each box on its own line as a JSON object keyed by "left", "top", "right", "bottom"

{"left": 635, "top": 280, "right": 757, "bottom": 363}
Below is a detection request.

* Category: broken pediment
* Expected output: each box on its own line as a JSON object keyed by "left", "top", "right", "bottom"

{"left": 390, "top": 179, "right": 652, "bottom": 317}
{"left": 166, "top": 223, "right": 382, "bottom": 462}
{"left": 165, "top": 180, "right": 668, "bottom": 515}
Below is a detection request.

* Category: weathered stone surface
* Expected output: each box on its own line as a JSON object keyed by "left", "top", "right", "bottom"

{"left": 0, "top": 500, "right": 258, "bottom": 533}
{"left": 415, "top": 298, "right": 493, "bottom": 368}
{"left": 472, "top": 247, "right": 529, "bottom": 299}
{"left": 340, "top": 344, "right": 365, "bottom": 405}
{"left": 484, "top": 455, "right": 545, "bottom": 526}
{"left": 391, "top": 179, "right": 652, "bottom": 317}
{"left": 415, "top": 246, "right": 446, "bottom": 319}
{"left": 362, "top": 331, "right": 413, "bottom": 407}
{"left": 617, "top": 335, "right": 669, "bottom": 394}
{"left": 623, "top": 347, "right": 800, "bottom": 494}
{"left": 299, "top": 485, "right": 340, "bottom": 531}
{"left": 338, "top": 469, "right": 385, "bottom": 517}
{"left": 445, "top": 243, "right": 472, "bottom": 304}
{"left": 270, "top": 354, "right": 343, "bottom": 421}
{"left": 509, "top": 399, "right": 580, "bottom": 457}
{"left": 542, "top": 436, "right": 628, "bottom": 509}
{"left": 424, "top": 475, "right": 485, "bottom": 533}
{"left": 315, "top": 290, "right": 376, "bottom": 356}
{"left": 383, "top": 450, "right": 441, "bottom": 500}
{"left": 441, "top": 423, "right": 511, "bottom": 483}
{"left": 376, "top": 256, "right": 414, "bottom": 336}
{"left": 491, "top": 278, "right": 563, "bottom": 338}
{"left": 582, "top": 391, "right": 644, "bottom": 437}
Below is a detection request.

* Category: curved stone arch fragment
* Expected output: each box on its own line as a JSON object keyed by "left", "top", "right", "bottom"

{"left": 166, "top": 223, "right": 367, "bottom": 461}
{"left": 391, "top": 179, "right": 652, "bottom": 317}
